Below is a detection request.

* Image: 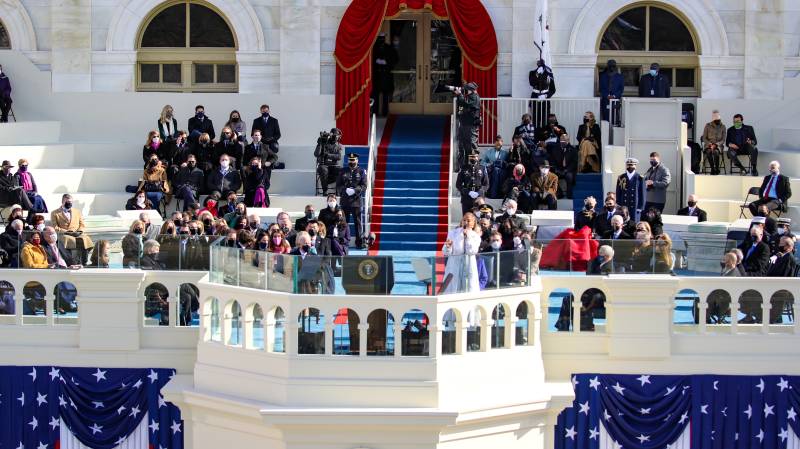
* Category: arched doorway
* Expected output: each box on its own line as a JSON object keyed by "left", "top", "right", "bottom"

{"left": 596, "top": 3, "right": 700, "bottom": 97}
{"left": 334, "top": 0, "right": 498, "bottom": 145}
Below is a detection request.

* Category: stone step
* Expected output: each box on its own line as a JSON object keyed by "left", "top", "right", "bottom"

{"left": 0, "top": 121, "right": 61, "bottom": 145}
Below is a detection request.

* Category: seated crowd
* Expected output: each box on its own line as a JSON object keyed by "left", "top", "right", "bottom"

{"left": 457, "top": 111, "right": 602, "bottom": 215}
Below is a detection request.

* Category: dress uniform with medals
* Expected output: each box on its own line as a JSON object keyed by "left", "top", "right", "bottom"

{"left": 528, "top": 59, "right": 556, "bottom": 129}
{"left": 615, "top": 158, "right": 647, "bottom": 222}
{"left": 337, "top": 153, "right": 367, "bottom": 248}
{"left": 455, "top": 82, "right": 481, "bottom": 169}
{"left": 456, "top": 152, "right": 489, "bottom": 217}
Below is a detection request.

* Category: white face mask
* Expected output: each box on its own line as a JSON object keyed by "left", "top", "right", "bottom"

{"left": 490, "top": 241, "right": 502, "bottom": 250}
{"left": 513, "top": 236, "right": 522, "bottom": 246}
{"left": 328, "top": 201, "right": 337, "bottom": 209}
{"left": 506, "top": 208, "right": 516, "bottom": 216}
{"left": 253, "top": 135, "right": 261, "bottom": 143}
{"left": 777, "top": 228, "right": 787, "bottom": 235}
{"left": 220, "top": 160, "right": 230, "bottom": 169}
{"left": 540, "top": 169, "right": 549, "bottom": 175}
{"left": 536, "top": 66, "right": 544, "bottom": 74}
{"left": 47, "top": 233, "right": 56, "bottom": 241}
{"left": 36, "top": 224, "right": 45, "bottom": 231}
{"left": 137, "top": 196, "right": 145, "bottom": 204}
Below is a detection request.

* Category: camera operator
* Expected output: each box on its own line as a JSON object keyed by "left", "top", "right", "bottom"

{"left": 315, "top": 128, "right": 344, "bottom": 196}
{"left": 337, "top": 153, "right": 367, "bottom": 249}
{"left": 455, "top": 82, "right": 481, "bottom": 169}
{"left": 456, "top": 151, "right": 489, "bottom": 217}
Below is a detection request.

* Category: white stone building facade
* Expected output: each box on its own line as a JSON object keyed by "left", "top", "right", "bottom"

{"left": 1, "top": 0, "right": 798, "bottom": 100}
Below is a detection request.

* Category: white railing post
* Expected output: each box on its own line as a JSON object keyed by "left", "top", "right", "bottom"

{"left": 697, "top": 295, "right": 707, "bottom": 335}
{"left": 448, "top": 112, "right": 456, "bottom": 229}
{"left": 363, "top": 114, "right": 377, "bottom": 239}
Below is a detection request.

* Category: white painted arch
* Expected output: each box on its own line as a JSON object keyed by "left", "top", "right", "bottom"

{"left": 0, "top": 0, "right": 37, "bottom": 51}
{"left": 568, "top": 0, "right": 729, "bottom": 57}
{"left": 105, "top": 0, "right": 265, "bottom": 52}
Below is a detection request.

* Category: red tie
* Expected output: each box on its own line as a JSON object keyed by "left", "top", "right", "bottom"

{"left": 764, "top": 175, "right": 776, "bottom": 199}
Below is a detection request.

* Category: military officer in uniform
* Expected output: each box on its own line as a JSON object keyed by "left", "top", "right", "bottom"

{"left": 615, "top": 158, "right": 647, "bottom": 222}
{"left": 455, "top": 82, "right": 481, "bottom": 169}
{"left": 456, "top": 151, "right": 489, "bottom": 217}
{"left": 529, "top": 59, "right": 556, "bottom": 129}
{"left": 337, "top": 153, "right": 367, "bottom": 249}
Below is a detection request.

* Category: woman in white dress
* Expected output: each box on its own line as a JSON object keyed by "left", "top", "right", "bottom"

{"left": 441, "top": 212, "right": 482, "bottom": 294}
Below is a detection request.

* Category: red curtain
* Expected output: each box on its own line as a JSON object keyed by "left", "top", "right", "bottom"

{"left": 334, "top": 0, "right": 498, "bottom": 145}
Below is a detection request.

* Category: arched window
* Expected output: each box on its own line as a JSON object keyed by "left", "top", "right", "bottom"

{"left": 137, "top": 1, "right": 237, "bottom": 92}
{"left": 597, "top": 3, "right": 699, "bottom": 97}
{"left": 0, "top": 21, "right": 10, "bottom": 49}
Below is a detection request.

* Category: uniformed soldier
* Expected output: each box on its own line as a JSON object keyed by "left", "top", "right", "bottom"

{"left": 455, "top": 82, "right": 481, "bottom": 169}
{"left": 615, "top": 158, "right": 646, "bottom": 222}
{"left": 529, "top": 59, "right": 556, "bottom": 129}
{"left": 456, "top": 151, "right": 489, "bottom": 217}
{"left": 337, "top": 153, "right": 367, "bottom": 248}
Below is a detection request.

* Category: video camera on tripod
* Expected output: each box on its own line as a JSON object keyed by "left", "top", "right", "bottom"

{"left": 315, "top": 128, "right": 342, "bottom": 166}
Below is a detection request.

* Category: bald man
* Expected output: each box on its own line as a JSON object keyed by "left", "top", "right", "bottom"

{"left": 677, "top": 194, "right": 707, "bottom": 222}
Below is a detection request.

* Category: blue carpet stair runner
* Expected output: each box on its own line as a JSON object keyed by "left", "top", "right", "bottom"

{"left": 371, "top": 115, "right": 449, "bottom": 252}
{"left": 571, "top": 173, "right": 604, "bottom": 212}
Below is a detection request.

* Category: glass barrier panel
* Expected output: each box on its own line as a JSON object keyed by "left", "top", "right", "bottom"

{"left": 332, "top": 308, "right": 359, "bottom": 355}
{"left": 706, "top": 289, "right": 732, "bottom": 326}
{"left": 144, "top": 282, "right": 170, "bottom": 327}
{"left": 441, "top": 308, "right": 458, "bottom": 354}
{"left": 227, "top": 301, "right": 242, "bottom": 346}
{"left": 769, "top": 290, "right": 794, "bottom": 326}
{"left": 297, "top": 308, "right": 325, "bottom": 354}
{"left": 491, "top": 304, "right": 506, "bottom": 348}
{"left": 266, "top": 253, "right": 296, "bottom": 293}
{"left": 239, "top": 249, "right": 265, "bottom": 290}
{"left": 392, "top": 255, "right": 436, "bottom": 296}
{"left": 367, "top": 309, "right": 395, "bottom": 356}
{"left": 465, "top": 306, "right": 483, "bottom": 351}
{"left": 400, "top": 309, "right": 429, "bottom": 356}
{"left": 0, "top": 281, "right": 16, "bottom": 324}
{"left": 515, "top": 302, "right": 530, "bottom": 345}
{"left": 673, "top": 289, "right": 698, "bottom": 328}
{"left": 269, "top": 306, "right": 285, "bottom": 353}
{"left": 548, "top": 288, "right": 573, "bottom": 332}
{"left": 579, "top": 288, "right": 606, "bottom": 332}
{"left": 209, "top": 245, "right": 224, "bottom": 284}
{"left": 250, "top": 304, "right": 264, "bottom": 350}
{"left": 738, "top": 289, "right": 763, "bottom": 326}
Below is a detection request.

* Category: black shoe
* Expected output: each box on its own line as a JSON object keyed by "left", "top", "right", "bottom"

{"left": 752, "top": 168, "right": 759, "bottom": 176}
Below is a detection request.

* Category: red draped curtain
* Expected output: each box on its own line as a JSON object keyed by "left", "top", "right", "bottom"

{"left": 334, "top": 0, "right": 498, "bottom": 145}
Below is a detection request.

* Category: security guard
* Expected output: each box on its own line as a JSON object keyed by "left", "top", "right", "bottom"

{"left": 456, "top": 151, "right": 489, "bottom": 217}
{"left": 336, "top": 153, "right": 367, "bottom": 248}
{"left": 456, "top": 82, "right": 481, "bottom": 169}
{"left": 615, "top": 157, "right": 646, "bottom": 222}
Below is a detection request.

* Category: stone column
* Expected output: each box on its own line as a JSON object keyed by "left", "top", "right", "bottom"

{"left": 71, "top": 271, "right": 145, "bottom": 351}
{"left": 603, "top": 275, "right": 676, "bottom": 359}
{"left": 279, "top": 0, "right": 321, "bottom": 95}
{"left": 51, "top": 0, "right": 92, "bottom": 92}
{"left": 358, "top": 323, "right": 369, "bottom": 357}
{"left": 744, "top": 2, "right": 784, "bottom": 99}
{"left": 393, "top": 323, "right": 403, "bottom": 357}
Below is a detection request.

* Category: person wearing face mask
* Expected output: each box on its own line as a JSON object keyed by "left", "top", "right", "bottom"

{"left": 305, "top": 220, "right": 332, "bottom": 257}
{"left": 748, "top": 160, "right": 791, "bottom": 216}
{"left": 0, "top": 64, "right": 12, "bottom": 123}
{"left": 701, "top": 110, "right": 726, "bottom": 175}
{"left": 13, "top": 158, "right": 47, "bottom": 215}
{"left": 191, "top": 132, "right": 215, "bottom": 173}
{"left": 250, "top": 104, "right": 281, "bottom": 154}
{"left": 140, "top": 155, "right": 169, "bottom": 213}
{"left": 737, "top": 225, "right": 770, "bottom": 276}
{"left": 528, "top": 59, "right": 556, "bottom": 129}
{"left": 602, "top": 214, "right": 632, "bottom": 241}
{"left": 593, "top": 195, "right": 617, "bottom": 237}
{"left": 456, "top": 151, "right": 489, "bottom": 216}
{"left": 173, "top": 154, "right": 204, "bottom": 211}
{"left": 677, "top": 194, "right": 707, "bottom": 222}
{"left": 616, "top": 159, "right": 646, "bottom": 222}
{"left": 587, "top": 245, "right": 616, "bottom": 275}
{"left": 536, "top": 113, "right": 565, "bottom": 144}
{"left": 497, "top": 199, "right": 527, "bottom": 230}
{"left": 513, "top": 115, "right": 537, "bottom": 150}
{"left": 157, "top": 105, "right": 179, "bottom": 142}
{"left": 719, "top": 252, "right": 740, "bottom": 277}
{"left": 371, "top": 33, "right": 398, "bottom": 118}
{"left": 574, "top": 196, "right": 597, "bottom": 231}
{"left": 576, "top": 112, "right": 601, "bottom": 173}
{"left": 628, "top": 222, "right": 656, "bottom": 273}
{"left": 501, "top": 165, "right": 533, "bottom": 213}
{"left": 225, "top": 109, "right": 247, "bottom": 143}
{"left": 214, "top": 126, "right": 244, "bottom": 169}
{"left": 140, "top": 239, "right": 165, "bottom": 271}
{"left": 0, "top": 219, "right": 23, "bottom": 267}
{"left": 207, "top": 155, "right": 242, "bottom": 195}
{"left": 328, "top": 211, "right": 350, "bottom": 257}
{"left": 530, "top": 160, "right": 559, "bottom": 211}
{"left": 21, "top": 231, "right": 49, "bottom": 269}
{"left": 142, "top": 131, "right": 165, "bottom": 167}
{"left": 299, "top": 203, "right": 321, "bottom": 231}
{"left": 121, "top": 220, "right": 146, "bottom": 268}
{"left": 481, "top": 135, "right": 509, "bottom": 199}
{"left": 455, "top": 82, "right": 481, "bottom": 168}
{"left": 642, "top": 152, "right": 671, "bottom": 213}
{"left": 0, "top": 160, "right": 33, "bottom": 211}
{"left": 125, "top": 190, "right": 153, "bottom": 211}
{"left": 769, "top": 217, "right": 794, "bottom": 253}
{"left": 478, "top": 230, "right": 504, "bottom": 288}
{"left": 506, "top": 134, "right": 532, "bottom": 173}
{"left": 243, "top": 156, "right": 271, "bottom": 208}
{"left": 224, "top": 203, "right": 248, "bottom": 229}
{"left": 638, "top": 62, "right": 669, "bottom": 98}
{"left": 546, "top": 133, "right": 578, "bottom": 199}
{"left": 42, "top": 226, "right": 79, "bottom": 269}
{"left": 767, "top": 236, "right": 797, "bottom": 277}
{"left": 725, "top": 113, "right": 758, "bottom": 176}
{"left": 187, "top": 105, "right": 215, "bottom": 143}
{"left": 441, "top": 212, "right": 482, "bottom": 293}
{"left": 243, "top": 129, "right": 279, "bottom": 170}
{"left": 336, "top": 153, "right": 367, "bottom": 249}
{"left": 599, "top": 59, "right": 624, "bottom": 125}
{"left": 51, "top": 194, "right": 93, "bottom": 264}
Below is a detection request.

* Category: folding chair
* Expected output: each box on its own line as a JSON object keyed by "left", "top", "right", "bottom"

{"left": 700, "top": 151, "right": 726, "bottom": 175}
{"left": 728, "top": 153, "right": 751, "bottom": 176}
{"left": 738, "top": 186, "right": 760, "bottom": 218}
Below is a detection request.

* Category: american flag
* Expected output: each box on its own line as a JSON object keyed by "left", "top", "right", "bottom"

{"left": 556, "top": 374, "right": 800, "bottom": 448}
{"left": 0, "top": 366, "right": 183, "bottom": 449}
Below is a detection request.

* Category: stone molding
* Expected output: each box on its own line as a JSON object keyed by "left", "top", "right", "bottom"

{"left": 0, "top": 0, "right": 37, "bottom": 51}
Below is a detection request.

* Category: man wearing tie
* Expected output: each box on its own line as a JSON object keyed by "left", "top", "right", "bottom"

{"left": 677, "top": 194, "right": 707, "bottom": 222}
{"left": 251, "top": 104, "right": 281, "bottom": 154}
{"left": 738, "top": 226, "right": 770, "bottom": 276}
{"left": 593, "top": 196, "right": 618, "bottom": 237}
{"left": 748, "top": 160, "right": 791, "bottom": 216}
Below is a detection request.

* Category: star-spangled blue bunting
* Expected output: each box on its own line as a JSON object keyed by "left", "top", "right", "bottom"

{"left": 556, "top": 374, "right": 800, "bottom": 449}
{"left": 0, "top": 366, "right": 183, "bottom": 449}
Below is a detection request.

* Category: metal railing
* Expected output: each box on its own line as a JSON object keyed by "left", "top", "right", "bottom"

{"left": 447, "top": 113, "right": 456, "bottom": 235}
{"left": 363, "top": 114, "right": 378, "bottom": 240}
{"left": 608, "top": 98, "right": 623, "bottom": 128}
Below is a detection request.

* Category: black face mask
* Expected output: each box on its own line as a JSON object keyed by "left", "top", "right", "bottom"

{"left": 133, "top": 229, "right": 143, "bottom": 235}
{"left": 305, "top": 211, "right": 314, "bottom": 219}
{"left": 173, "top": 219, "right": 182, "bottom": 227}
{"left": 301, "top": 244, "right": 311, "bottom": 252}
{"left": 236, "top": 210, "right": 244, "bottom": 216}
{"left": 583, "top": 118, "right": 590, "bottom": 124}
{"left": 187, "top": 162, "right": 196, "bottom": 169}
{"left": 203, "top": 219, "right": 212, "bottom": 227}
{"left": 195, "top": 112, "right": 204, "bottom": 119}
{"left": 687, "top": 201, "right": 696, "bottom": 207}
{"left": 349, "top": 162, "right": 357, "bottom": 169}
{"left": 190, "top": 229, "right": 199, "bottom": 235}
{"left": 308, "top": 229, "right": 317, "bottom": 237}
{"left": 280, "top": 225, "right": 290, "bottom": 234}
{"left": 606, "top": 205, "right": 615, "bottom": 211}
{"left": 584, "top": 204, "right": 593, "bottom": 210}
{"left": 226, "top": 239, "right": 236, "bottom": 247}
{"left": 179, "top": 230, "right": 189, "bottom": 235}
{"left": 64, "top": 202, "right": 73, "bottom": 210}
{"left": 249, "top": 223, "right": 258, "bottom": 230}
